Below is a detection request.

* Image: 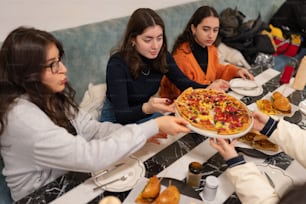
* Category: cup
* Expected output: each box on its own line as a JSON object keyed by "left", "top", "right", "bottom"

{"left": 202, "top": 175, "right": 219, "bottom": 201}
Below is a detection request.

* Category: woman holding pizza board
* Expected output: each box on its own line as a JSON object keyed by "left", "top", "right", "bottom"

{"left": 100, "top": 8, "right": 246, "bottom": 125}
{"left": 210, "top": 110, "right": 306, "bottom": 203}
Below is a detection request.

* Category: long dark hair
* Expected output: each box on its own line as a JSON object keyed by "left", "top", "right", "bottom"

{"left": 113, "top": 8, "right": 168, "bottom": 79}
{"left": 0, "top": 27, "right": 78, "bottom": 135}
{"left": 172, "top": 6, "right": 219, "bottom": 54}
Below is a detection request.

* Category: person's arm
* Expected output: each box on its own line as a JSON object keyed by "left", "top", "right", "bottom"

{"left": 165, "top": 53, "right": 208, "bottom": 91}
{"left": 252, "top": 111, "right": 306, "bottom": 169}
{"left": 226, "top": 162, "right": 279, "bottom": 204}
{"left": 105, "top": 54, "right": 147, "bottom": 124}
{"left": 9, "top": 99, "right": 190, "bottom": 174}
{"left": 267, "top": 119, "right": 306, "bottom": 169}
{"left": 209, "top": 138, "right": 279, "bottom": 204}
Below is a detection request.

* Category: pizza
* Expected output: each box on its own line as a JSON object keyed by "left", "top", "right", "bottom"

{"left": 238, "top": 131, "right": 279, "bottom": 152}
{"left": 175, "top": 88, "right": 252, "bottom": 135}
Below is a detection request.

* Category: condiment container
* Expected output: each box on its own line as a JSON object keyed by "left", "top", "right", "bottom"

{"left": 187, "top": 161, "right": 203, "bottom": 188}
{"left": 202, "top": 175, "right": 219, "bottom": 201}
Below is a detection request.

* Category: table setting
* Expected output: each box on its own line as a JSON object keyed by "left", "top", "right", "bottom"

{"left": 16, "top": 65, "right": 306, "bottom": 204}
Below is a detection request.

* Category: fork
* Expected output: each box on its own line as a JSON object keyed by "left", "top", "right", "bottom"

{"left": 93, "top": 174, "right": 128, "bottom": 191}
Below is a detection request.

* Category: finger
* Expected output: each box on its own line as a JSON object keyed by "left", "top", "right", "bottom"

{"left": 165, "top": 98, "right": 173, "bottom": 104}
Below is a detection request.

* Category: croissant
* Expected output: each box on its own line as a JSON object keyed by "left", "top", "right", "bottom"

{"left": 271, "top": 91, "right": 291, "bottom": 113}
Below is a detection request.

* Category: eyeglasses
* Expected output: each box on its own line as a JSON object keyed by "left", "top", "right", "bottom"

{"left": 44, "top": 58, "right": 61, "bottom": 74}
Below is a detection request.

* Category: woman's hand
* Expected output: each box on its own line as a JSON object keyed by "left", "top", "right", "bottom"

{"left": 154, "top": 116, "right": 190, "bottom": 136}
{"left": 237, "top": 68, "right": 254, "bottom": 80}
{"left": 147, "top": 132, "right": 168, "bottom": 144}
{"left": 142, "top": 97, "right": 175, "bottom": 115}
{"left": 207, "top": 79, "right": 230, "bottom": 91}
{"left": 209, "top": 138, "right": 238, "bottom": 161}
{"left": 252, "top": 111, "right": 270, "bottom": 131}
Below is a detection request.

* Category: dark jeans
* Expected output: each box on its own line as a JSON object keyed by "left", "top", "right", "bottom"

{"left": 99, "top": 98, "right": 163, "bottom": 124}
{"left": 274, "top": 48, "right": 306, "bottom": 71}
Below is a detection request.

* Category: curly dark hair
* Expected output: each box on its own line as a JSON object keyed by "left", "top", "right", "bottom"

{"left": 111, "top": 8, "right": 169, "bottom": 79}
{"left": 0, "top": 27, "right": 78, "bottom": 135}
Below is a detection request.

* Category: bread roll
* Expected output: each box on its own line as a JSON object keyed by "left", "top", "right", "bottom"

{"left": 271, "top": 91, "right": 291, "bottom": 113}
{"left": 99, "top": 196, "right": 121, "bottom": 204}
{"left": 154, "top": 185, "right": 180, "bottom": 204}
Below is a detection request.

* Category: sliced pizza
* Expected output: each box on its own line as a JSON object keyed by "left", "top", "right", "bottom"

{"left": 175, "top": 88, "right": 252, "bottom": 135}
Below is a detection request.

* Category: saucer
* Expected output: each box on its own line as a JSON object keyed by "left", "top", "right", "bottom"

{"left": 230, "top": 78, "right": 263, "bottom": 97}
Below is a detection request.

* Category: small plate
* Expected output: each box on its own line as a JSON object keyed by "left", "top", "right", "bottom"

{"left": 92, "top": 155, "right": 145, "bottom": 192}
{"left": 299, "top": 100, "right": 306, "bottom": 115}
{"left": 230, "top": 78, "right": 263, "bottom": 96}
{"left": 123, "top": 177, "right": 203, "bottom": 204}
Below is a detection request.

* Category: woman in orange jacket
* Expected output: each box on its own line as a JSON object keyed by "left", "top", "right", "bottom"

{"left": 160, "top": 6, "right": 254, "bottom": 99}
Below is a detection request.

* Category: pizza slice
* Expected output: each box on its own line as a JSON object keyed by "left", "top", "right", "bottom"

{"left": 237, "top": 131, "right": 258, "bottom": 146}
{"left": 252, "top": 134, "right": 279, "bottom": 152}
{"left": 238, "top": 131, "right": 279, "bottom": 152}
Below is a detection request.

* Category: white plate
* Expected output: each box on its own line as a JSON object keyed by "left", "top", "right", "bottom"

{"left": 230, "top": 78, "right": 263, "bottom": 96}
{"left": 176, "top": 110, "right": 254, "bottom": 139}
{"left": 299, "top": 100, "right": 306, "bottom": 115}
{"left": 92, "top": 156, "right": 145, "bottom": 192}
{"left": 256, "top": 164, "right": 294, "bottom": 196}
{"left": 187, "top": 118, "right": 253, "bottom": 139}
{"left": 123, "top": 177, "right": 203, "bottom": 204}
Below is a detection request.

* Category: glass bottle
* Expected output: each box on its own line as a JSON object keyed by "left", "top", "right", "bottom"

{"left": 187, "top": 162, "right": 203, "bottom": 188}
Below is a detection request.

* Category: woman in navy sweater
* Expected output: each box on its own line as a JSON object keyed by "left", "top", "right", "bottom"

{"left": 100, "top": 8, "right": 214, "bottom": 125}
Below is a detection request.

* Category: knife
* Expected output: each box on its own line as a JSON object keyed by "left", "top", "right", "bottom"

{"left": 235, "top": 147, "right": 271, "bottom": 159}
{"left": 264, "top": 172, "right": 275, "bottom": 188}
{"left": 92, "top": 162, "right": 125, "bottom": 179}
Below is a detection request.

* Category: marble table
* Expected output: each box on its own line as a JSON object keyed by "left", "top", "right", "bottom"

{"left": 16, "top": 67, "right": 306, "bottom": 204}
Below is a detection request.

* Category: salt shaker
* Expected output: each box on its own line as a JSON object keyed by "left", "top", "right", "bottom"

{"left": 187, "top": 161, "right": 203, "bottom": 188}
{"left": 202, "top": 175, "right": 219, "bottom": 201}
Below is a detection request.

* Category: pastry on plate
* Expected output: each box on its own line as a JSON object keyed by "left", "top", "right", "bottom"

{"left": 271, "top": 91, "right": 291, "bottom": 113}
{"left": 238, "top": 131, "right": 279, "bottom": 152}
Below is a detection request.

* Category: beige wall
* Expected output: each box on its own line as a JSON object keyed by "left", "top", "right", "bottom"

{"left": 0, "top": 0, "right": 196, "bottom": 41}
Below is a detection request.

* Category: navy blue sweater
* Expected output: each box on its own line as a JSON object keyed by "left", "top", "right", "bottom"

{"left": 105, "top": 52, "right": 207, "bottom": 124}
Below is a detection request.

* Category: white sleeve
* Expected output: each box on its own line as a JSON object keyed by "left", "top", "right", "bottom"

{"left": 269, "top": 119, "right": 306, "bottom": 168}
{"left": 226, "top": 162, "right": 279, "bottom": 204}
{"left": 8, "top": 101, "right": 158, "bottom": 173}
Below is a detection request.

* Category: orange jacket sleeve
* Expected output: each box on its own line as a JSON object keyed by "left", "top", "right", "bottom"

{"left": 160, "top": 42, "right": 239, "bottom": 99}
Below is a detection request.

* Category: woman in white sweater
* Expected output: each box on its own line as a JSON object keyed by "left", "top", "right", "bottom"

{"left": 210, "top": 111, "right": 306, "bottom": 204}
{"left": 0, "top": 27, "right": 191, "bottom": 201}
